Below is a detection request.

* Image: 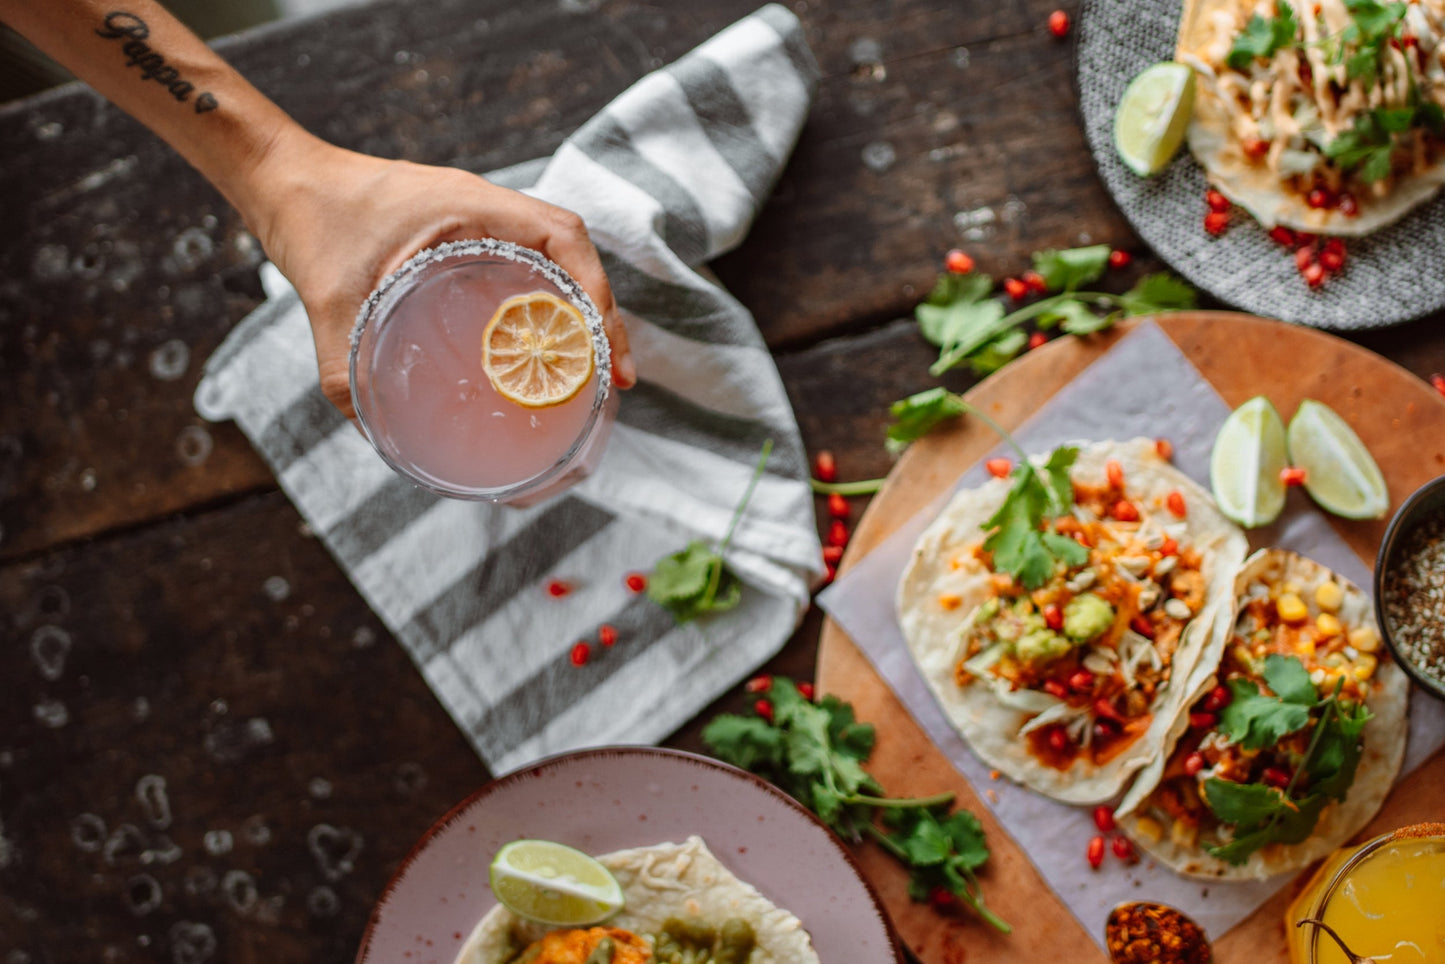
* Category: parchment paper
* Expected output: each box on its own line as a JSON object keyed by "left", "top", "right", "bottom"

{"left": 817, "top": 321, "right": 1445, "bottom": 946}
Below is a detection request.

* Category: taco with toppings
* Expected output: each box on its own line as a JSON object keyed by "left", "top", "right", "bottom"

{"left": 1178, "top": 0, "right": 1445, "bottom": 235}
{"left": 1115, "top": 549, "right": 1409, "bottom": 880}
{"left": 897, "top": 438, "right": 1248, "bottom": 805}
{"left": 455, "top": 836, "right": 820, "bottom": 964}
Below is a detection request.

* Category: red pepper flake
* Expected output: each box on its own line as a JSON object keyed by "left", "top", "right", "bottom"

{"left": 1023, "top": 270, "right": 1049, "bottom": 294}
{"left": 1048, "top": 9, "right": 1070, "bottom": 37}
{"left": 1203, "top": 211, "right": 1230, "bottom": 236}
{"left": 1166, "top": 490, "right": 1187, "bottom": 518}
{"left": 1110, "top": 499, "right": 1140, "bottom": 522}
{"left": 1094, "top": 805, "right": 1116, "bottom": 833}
{"left": 1188, "top": 711, "right": 1218, "bottom": 730}
{"left": 1155, "top": 437, "right": 1174, "bottom": 461}
{"left": 598, "top": 624, "right": 618, "bottom": 647}
{"left": 1112, "top": 836, "right": 1139, "bottom": 864}
{"left": 986, "top": 457, "right": 1013, "bottom": 479}
{"left": 624, "top": 571, "right": 648, "bottom": 594}
{"left": 754, "top": 698, "right": 774, "bottom": 724}
{"left": 1130, "top": 614, "right": 1156, "bottom": 639}
{"left": 1205, "top": 189, "right": 1230, "bottom": 213}
{"left": 1028, "top": 331, "right": 1048, "bottom": 350}
{"left": 826, "top": 519, "right": 850, "bottom": 547}
{"left": 1431, "top": 373, "right": 1445, "bottom": 398}
{"left": 945, "top": 248, "right": 975, "bottom": 274}
{"left": 745, "top": 674, "right": 772, "bottom": 694}
{"left": 1183, "top": 751, "right": 1205, "bottom": 776}
{"left": 1267, "top": 225, "right": 1296, "bottom": 246}
{"left": 1003, "top": 277, "right": 1029, "bottom": 301}
{"left": 1108, "top": 249, "right": 1133, "bottom": 269}
{"left": 1106, "top": 459, "right": 1125, "bottom": 489}
{"left": 546, "top": 579, "right": 572, "bottom": 598}
{"left": 1160, "top": 536, "right": 1178, "bottom": 557}
{"left": 570, "top": 642, "right": 591, "bottom": 666}
{"left": 1281, "top": 466, "right": 1308, "bottom": 487}
{"left": 822, "top": 544, "right": 845, "bottom": 565}
{"left": 798, "top": 681, "right": 816, "bottom": 700}
{"left": 827, "top": 492, "right": 850, "bottom": 519}
{"left": 1087, "top": 834, "right": 1106, "bottom": 870}
{"left": 813, "top": 450, "right": 837, "bottom": 483}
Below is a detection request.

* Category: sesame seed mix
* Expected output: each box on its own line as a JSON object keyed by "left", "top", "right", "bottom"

{"left": 1383, "top": 509, "right": 1445, "bottom": 684}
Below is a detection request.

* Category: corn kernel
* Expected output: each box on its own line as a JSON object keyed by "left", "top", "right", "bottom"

{"left": 1324, "top": 652, "right": 1346, "bottom": 668}
{"left": 1349, "top": 627, "right": 1380, "bottom": 653}
{"left": 1353, "top": 653, "right": 1378, "bottom": 681}
{"left": 1309, "top": 667, "right": 1327, "bottom": 686}
{"left": 1283, "top": 581, "right": 1301, "bottom": 595}
{"left": 939, "top": 593, "right": 963, "bottom": 611}
{"left": 1276, "top": 592, "right": 1309, "bottom": 624}
{"left": 1171, "top": 818, "right": 1199, "bottom": 848}
{"left": 1294, "top": 636, "right": 1317, "bottom": 658}
{"left": 1134, "top": 815, "right": 1165, "bottom": 844}
{"left": 1315, "top": 613, "right": 1343, "bottom": 639}
{"left": 1315, "top": 581, "right": 1343, "bottom": 613}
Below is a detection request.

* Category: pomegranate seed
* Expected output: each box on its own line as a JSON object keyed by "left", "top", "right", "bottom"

{"left": 1306, "top": 187, "right": 1332, "bottom": 209}
{"left": 1094, "top": 697, "right": 1125, "bottom": 722}
{"left": 1155, "top": 437, "right": 1174, "bottom": 460}
{"left": 1268, "top": 226, "right": 1296, "bottom": 246}
{"left": 598, "top": 624, "right": 618, "bottom": 647}
{"left": 827, "top": 519, "right": 850, "bottom": 547}
{"left": 822, "top": 563, "right": 837, "bottom": 586}
{"left": 827, "top": 492, "right": 850, "bottom": 519}
{"left": 1431, "top": 373, "right": 1445, "bottom": 398}
{"left": 1263, "top": 766, "right": 1291, "bottom": 788}
{"left": 1205, "top": 189, "right": 1230, "bottom": 212}
{"left": 822, "top": 544, "right": 844, "bottom": 565}
{"left": 798, "top": 681, "right": 816, "bottom": 700}
{"left": 1044, "top": 604, "right": 1064, "bottom": 631}
{"left": 945, "top": 249, "right": 975, "bottom": 274}
{"left": 745, "top": 674, "right": 772, "bottom": 694}
{"left": 1303, "top": 262, "right": 1326, "bottom": 288}
{"left": 1028, "top": 331, "right": 1048, "bottom": 350}
{"left": 1130, "top": 615, "right": 1156, "bottom": 639}
{"left": 1043, "top": 679, "right": 1069, "bottom": 699}
{"left": 1295, "top": 246, "right": 1315, "bottom": 273}
{"left": 1202, "top": 684, "right": 1232, "bottom": 712}
{"left": 1023, "top": 270, "right": 1049, "bottom": 294}
{"left": 1048, "top": 9, "right": 1070, "bottom": 37}
{"left": 1189, "top": 711, "right": 1218, "bottom": 730}
{"left": 1112, "top": 837, "right": 1138, "bottom": 863}
{"left": 1004, "top": 277, "right": 1029, "bottom": 301}
{"left": 1242, "top": 137, "right": 1269, "bottom": 159}
{"left": 1087, "top": 835, "right": 1106, "bottom": 870}
{"left": 625, "top": 572, "right": 648, "bottom": 594}
{"left": 547, "top": 579, "right": 572, "bottom": 598}
{"left": 1295, "top": 232, "right": 1318, "bottom": 247}
{"left": 570, "top": 642, "right": 591, "bottom": 666}
{"left": 929, "top": 886, "right": 957, "bottom": 910}
{"left": 1068, "top": 669, "right": 1095, "bottom": 693}
{"left": 1338, "top": 192, "right": 1358, "bottom": 217}
{"left": 1048, "top": 725, "right": 1071, "bottom": 752}
{"left": 1204, "top": 211, "right": 1230, "bottom": 236}
{"left": 1320, "top": 238, "right": 1346, "bottom": 272}
{"left": 1110, "top": 499, "right": 1140, "bottom": 522}
{"left": 1108, "top": 249, "right": 1133, "bottom": 269}
{"left": 1281, "top": 466, "right": 1308, "bottom": 487}
{"left": 754, "top": 699, "right": 774, "bottom": 724}
{"left": 1160, "top": 536, "right": 1178, "bottom": 556}
{"left": 985, "top": 457, "right": 1013, "bottom": 479}
{"left": 1183, "top": 752, "right": 1205, "bottom": 776}
{"left": 814, "top": 450, "right": 837, "bottom": 483}
{"left": 1166, "top": 490, "right": 1187, "bottom": 517}
{"left": 1106, "top": 459, "right": 1125, "bottom": 489}
{"left": 1093, "top": 806, "right": 1116, "bottom": 833}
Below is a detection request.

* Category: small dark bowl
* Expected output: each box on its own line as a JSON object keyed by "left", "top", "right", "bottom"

{"left": 1374, "top": 473, "right": 1445, "bottom": 702}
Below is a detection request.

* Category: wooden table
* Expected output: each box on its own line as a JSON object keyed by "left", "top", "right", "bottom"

{"left": 2, "top": 1, "right": 1443, "bottom": 961}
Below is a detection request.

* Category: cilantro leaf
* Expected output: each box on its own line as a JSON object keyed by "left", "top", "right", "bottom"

{"left": 1263, "top": 652, "right": 1319, "bottom": 705}
{"left": 1032, "top": 245, "right": 1111, "bottom": 292}
{"left": 1205, "top": 795, "right": 1327, "bottom": 863}
{"left": 1227, "top": 2, "right": 1299, "bottom": 70}
{"left": 1217, "top": 675, "right": 1313, "bottom": 750}
{"left": 1306, "top": 699, "right": 1371, "bottom": 801}
{"left": 965, "top": 328, "right": 1029, "bottom": 375}
{"left": 982, "top": 448, "right": 1083, "bottom": 590}
{"left": 1038, "top": 298, "right": 1106, "bottom": 334}
{"left": 915, "top": 273, "right": 1001, "bottom": 350}
{"left": 700, "top": 714, "right": 785, "bottom": 771}
{"left": 1117, "top": 273, "right": 1198, "bottom": 316}
{"left": 1039, "top": 446, "right": 1079, "bottom": 510}
{"left": 885, "top": 387, "right": 967, "bottom": 454}
{"left": 1201, "top": 778, "right": 1293, "bottom": 828}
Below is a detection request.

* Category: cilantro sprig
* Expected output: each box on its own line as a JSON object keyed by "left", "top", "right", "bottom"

{"left": 1337, "top": 0, "right": 1407, "bottom": 85}
{"left": 703, "top": 678, "right": 1011, "bottom": 932}
{"left": 1201, "top": 655, "right": 1372, "bottom": 865}
{"left": 647, "top": 439, "right": 771, "bottom": 622}
{"left": 1227, "top": 1, "right": 1300, "bottom": 71}
{"left": 917, "top": 246, "right": 1195, "bottom": 378}
{"left": 1326, "top": 102, "right": 1445, "bottom": 182}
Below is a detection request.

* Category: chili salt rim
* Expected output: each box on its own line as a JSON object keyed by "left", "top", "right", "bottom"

{"left": 1388, "top": 821, "right": 1445, "bottom": 842}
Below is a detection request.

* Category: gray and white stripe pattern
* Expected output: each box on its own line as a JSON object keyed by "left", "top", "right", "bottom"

{"left": 194, "top": 5, "right": 822, "bottom": 775}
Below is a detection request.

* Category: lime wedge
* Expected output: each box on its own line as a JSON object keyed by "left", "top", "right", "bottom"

{"left": 1114, "top": 62, "right": 1196, "bottom": 176}
{"left": 488, "top": 839, "right": 624, "bottom": 926}
{"left": 1210, "top": 396, "right": 1289, "bottom": 528}
{"left": 1286, "top": 399, "right": 1389, "bottom": 519}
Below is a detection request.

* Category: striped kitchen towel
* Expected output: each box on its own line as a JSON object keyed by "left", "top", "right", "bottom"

{"left": 193, "top": 4, "right": 823, "bottom": 775}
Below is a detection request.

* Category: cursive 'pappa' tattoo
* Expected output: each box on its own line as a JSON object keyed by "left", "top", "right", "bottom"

{"left": 95, "top": 12, "right": 218, "bottom": 113}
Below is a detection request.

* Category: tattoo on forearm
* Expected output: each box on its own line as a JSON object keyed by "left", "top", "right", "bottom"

{"left": 95, "top": 12, "right": 218, "bottom": 113}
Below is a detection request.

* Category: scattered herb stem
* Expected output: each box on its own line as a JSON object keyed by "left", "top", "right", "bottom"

{"left": 930, "top": 290, "right": 1121, "bottom": 376}
{"left": 809, "top": 478, "right": 887, "bottom": 496}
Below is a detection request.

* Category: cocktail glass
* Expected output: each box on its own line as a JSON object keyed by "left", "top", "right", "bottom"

{"left": 349, "top": 239, "right": 616, "bottom": 506}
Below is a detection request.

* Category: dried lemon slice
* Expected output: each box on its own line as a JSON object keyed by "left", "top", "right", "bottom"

{"left": 482, "top": 291, "right": 595, "bottom": 408}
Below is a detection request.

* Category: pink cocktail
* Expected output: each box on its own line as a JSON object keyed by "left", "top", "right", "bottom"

{"left": 350, "top": 240, "right": 616, "bottom": 504}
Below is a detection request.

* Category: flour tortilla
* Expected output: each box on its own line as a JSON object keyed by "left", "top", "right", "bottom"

{"left": 1178, "top": 0, "right": 1445, "bottom": 236}
{"left": 897, "top": 437, "right": 1248, "bottom": 805}
{"left": 454, "top": 837, "right": 819, "bottom": 963}
{"left": 1116, "top": 549, "right": 1410, "bottom": 880}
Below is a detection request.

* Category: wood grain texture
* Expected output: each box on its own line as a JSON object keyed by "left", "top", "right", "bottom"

{"left": 817, "top": 313, "right": 1445, "bottom": 963}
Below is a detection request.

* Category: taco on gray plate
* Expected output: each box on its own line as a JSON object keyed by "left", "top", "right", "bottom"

{"left": 898, "top": 438, "right": 1247, "bottom": 805}
{"left": 455, "top": 836, "right": 819, "bottom": 964}
{"left": 1115, "top": 549, "right": 1409, "bottom": 880}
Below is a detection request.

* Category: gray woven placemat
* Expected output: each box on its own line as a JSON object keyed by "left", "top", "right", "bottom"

{"left": 1077, "top": 0, "right": 1445, "bottom": 329}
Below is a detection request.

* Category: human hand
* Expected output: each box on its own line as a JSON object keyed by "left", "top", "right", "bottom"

{"left": 243, "top": 135, "right": 636, "bottom": 417}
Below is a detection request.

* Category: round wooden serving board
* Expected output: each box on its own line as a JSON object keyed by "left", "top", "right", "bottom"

{"left": 816, "top": 312, "right": 1445, "bottom": 964}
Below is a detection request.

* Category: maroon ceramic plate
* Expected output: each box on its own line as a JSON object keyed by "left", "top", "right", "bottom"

{"left": 355, "top": 745, "right": 905, "bottom": 963}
